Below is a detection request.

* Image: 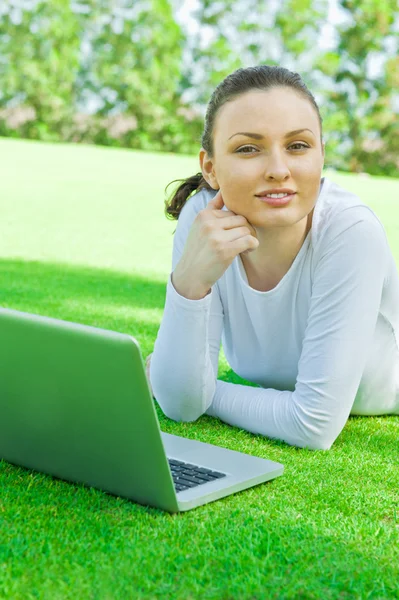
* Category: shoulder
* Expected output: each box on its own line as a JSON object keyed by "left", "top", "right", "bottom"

{"left": 179, "top": 186, "right": 218, "bottom": 222}
{"left": 171, "top": 186, "right": 219, "bottom": 270}
{"left": 312, "top": 177, "right": 389, "bottom": 254}
{"left": 177, "top": 188, "right": 217, "bottom": 232}
{"left": 174, "top": 186, "right": 218, "bottom": 239}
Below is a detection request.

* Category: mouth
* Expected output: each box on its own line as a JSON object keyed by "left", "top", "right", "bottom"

{"left": 255, "top": 189, "right": 296, "bottom": 198}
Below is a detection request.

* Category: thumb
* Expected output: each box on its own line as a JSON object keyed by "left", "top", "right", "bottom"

{"left": 206, "top": 188, "right": 224, "bottom": 210}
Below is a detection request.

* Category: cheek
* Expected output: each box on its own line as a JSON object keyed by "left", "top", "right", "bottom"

{"left": 217, "top": 166, "right": 247, "bottom": 206}
{"left": 218, "top": 161, "right": 258, "bottom": 190}
{"left": 293, "top": 155, "right": 323, "bottom": 176}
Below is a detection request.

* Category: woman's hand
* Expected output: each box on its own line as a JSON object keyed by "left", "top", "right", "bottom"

{"left": 171, "top": 189, "right": 259, "bottom": 300}
{"left": 145, "top": 353, "right": 154, "bottom": 397}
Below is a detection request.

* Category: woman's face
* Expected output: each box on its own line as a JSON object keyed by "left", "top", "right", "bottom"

{"left": 200, "top": 87, "right": 325, "bottom": 230}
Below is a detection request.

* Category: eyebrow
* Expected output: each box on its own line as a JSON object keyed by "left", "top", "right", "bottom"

{"left": 228, "top": 128, "right": 315, "bottom": 140}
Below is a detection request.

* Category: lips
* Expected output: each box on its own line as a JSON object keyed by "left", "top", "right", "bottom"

{"left": 255, "top": 188, "right": 296, "bottom": 197}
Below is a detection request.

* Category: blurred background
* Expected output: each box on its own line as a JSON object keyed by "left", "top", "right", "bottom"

{"left": 0, "top": 0, "right": 398, "bottom": 178}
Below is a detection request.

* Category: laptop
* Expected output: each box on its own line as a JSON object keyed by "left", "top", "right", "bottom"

{"left": 0, "top": 307, "right": 284, "bottom": 513}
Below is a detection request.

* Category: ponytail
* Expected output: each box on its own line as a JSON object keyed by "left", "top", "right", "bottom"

{"left": 164, "top": 173, "right": 213, "bottom": 221}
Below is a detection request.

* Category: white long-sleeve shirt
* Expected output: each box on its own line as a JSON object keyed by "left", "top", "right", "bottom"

{"left": 150, "top": 176, "right": 399, "bottom": 450}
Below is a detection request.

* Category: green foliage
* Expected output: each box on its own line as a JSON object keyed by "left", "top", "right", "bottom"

{"left": 315, "top": 0, "right": 398, "bottom": 176}
{"left": 275, "top": 0, "right": 327, "bottom": 55}
{"left": 78, "top": 0, "right": 187, "bottom": 152}
{"left": 0, "top": 0, "right": 80, "bottom": 142}
{"left": 0, "top": 0, "right": 199, "bottom": 153}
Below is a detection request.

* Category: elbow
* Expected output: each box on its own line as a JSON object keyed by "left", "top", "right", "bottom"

{"left": 300, "top": 425, "right": 338, "bottom": 450}
{"left": 295, "top": 421, "right": 337, "bottom": 451}
{"left": 152, "top": 373, "right": 215, "bottom": 424}
{"left": 160, "top": 405, "right": 203, "bottom": 423}
{"left": 292, "top": 402, "right": 340, "bottom": 450}
{"left": 301, "top": 436, "right": 334, "bottom": 451}
{"left": 154, "top": 391, "right": 204, "bottom": 423}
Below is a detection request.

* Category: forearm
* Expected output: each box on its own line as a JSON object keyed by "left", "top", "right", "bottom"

{"left": 150, "top": 274, "right": 217, "bottom": 421}
{"left": 206, "top": 380, "right": 338, "bottom": 450}
{"left": 171, "top": 267, "right": 211, "bottom": 301}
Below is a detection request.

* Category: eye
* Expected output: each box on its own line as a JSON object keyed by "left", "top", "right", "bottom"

{"left": 236, "top": 145, "right": 258, "bottom": 154}
{"left": 289, "top": 142, "right": 310, "bottom": 150}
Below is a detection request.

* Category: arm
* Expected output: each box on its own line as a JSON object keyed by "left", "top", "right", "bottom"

{"left": 206, "top": 215, "right": 388, "bottom": 450}
{"left": 149, "top": 193, "right": 224, "bottom": 421}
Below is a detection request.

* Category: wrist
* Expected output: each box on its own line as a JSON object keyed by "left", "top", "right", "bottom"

{"left": 171, "top": 270, "right": 211, "bottom": 300}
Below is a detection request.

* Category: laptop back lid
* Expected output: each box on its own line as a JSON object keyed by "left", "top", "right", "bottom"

{"left": 0, "top": 308, "right": 179, "bottom": 513}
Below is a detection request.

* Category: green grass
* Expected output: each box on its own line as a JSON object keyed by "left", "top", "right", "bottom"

{"left": 0, "top": 136, "right": 398, "bottom": 600}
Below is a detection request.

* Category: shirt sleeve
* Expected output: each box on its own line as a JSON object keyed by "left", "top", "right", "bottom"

{"left": 205, "top": 210, "right": 389, "bottom": 450}
{"left": 149, "top": 193, "right": 224, "bottom": 421}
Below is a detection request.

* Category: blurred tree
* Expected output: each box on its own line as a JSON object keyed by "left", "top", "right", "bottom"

{"left": 0, "top": 0, "right": 80, "bottom": 141}
{"left": 314, "top": 0, "right": 398, "bottom": 176}
{"left": 178, "top": 0, "right": 328, "bottom": 110}
{"left": 0, "top": 0, "right": 194, "bottom": 152}
{"left": 74, "top": 0, "right": 186, "bottom": 152}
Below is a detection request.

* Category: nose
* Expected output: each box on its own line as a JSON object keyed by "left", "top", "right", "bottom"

{"left": 264, "top": 149, "right": 290, "bottom": 181}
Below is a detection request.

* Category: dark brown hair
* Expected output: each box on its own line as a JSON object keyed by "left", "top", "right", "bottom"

{"left": 164, "top": 65, "right": 323, "bottom": 221}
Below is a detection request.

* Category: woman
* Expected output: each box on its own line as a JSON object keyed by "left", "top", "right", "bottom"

{"left": 146, "top": 65, "right": 399, "bottom": 450}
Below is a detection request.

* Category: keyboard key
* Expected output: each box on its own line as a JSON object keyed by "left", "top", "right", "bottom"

{"left": 191, "top": 476, "right": 210, "bottom": 485}
{"left": 177, "top": 474, "right": 203, "bottom": 485}
{"left": 182, "top": 470, "right": 205, "bottom": 479}
{"left": 185, "top": 471, "right": 210, "bottom": 480}
{"left": 175, "top": 478, "right": 198, "bottom": 488}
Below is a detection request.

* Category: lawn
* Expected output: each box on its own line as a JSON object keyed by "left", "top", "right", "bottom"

{"left": 0, "top": 136, "right": 398, "bottom": 600}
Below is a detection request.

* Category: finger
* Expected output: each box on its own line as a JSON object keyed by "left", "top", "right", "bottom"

{"left": 206, "top": 189, "right": 224, "bottom": 210}
{"left": 206, "top": 190, "right": 239, "bottom": 218}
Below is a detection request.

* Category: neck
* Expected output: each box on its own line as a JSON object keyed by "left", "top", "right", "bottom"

{"left": 241, "top": 209, "right": 313, "bottom": 277}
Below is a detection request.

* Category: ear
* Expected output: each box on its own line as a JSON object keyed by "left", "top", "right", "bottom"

{"left": 199, "top": 148, "right": 219, "bottom": 190}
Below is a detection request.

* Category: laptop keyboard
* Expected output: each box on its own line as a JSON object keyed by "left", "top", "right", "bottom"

{"left": 168, "top": 458, "right": 227, "bottom": 492}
